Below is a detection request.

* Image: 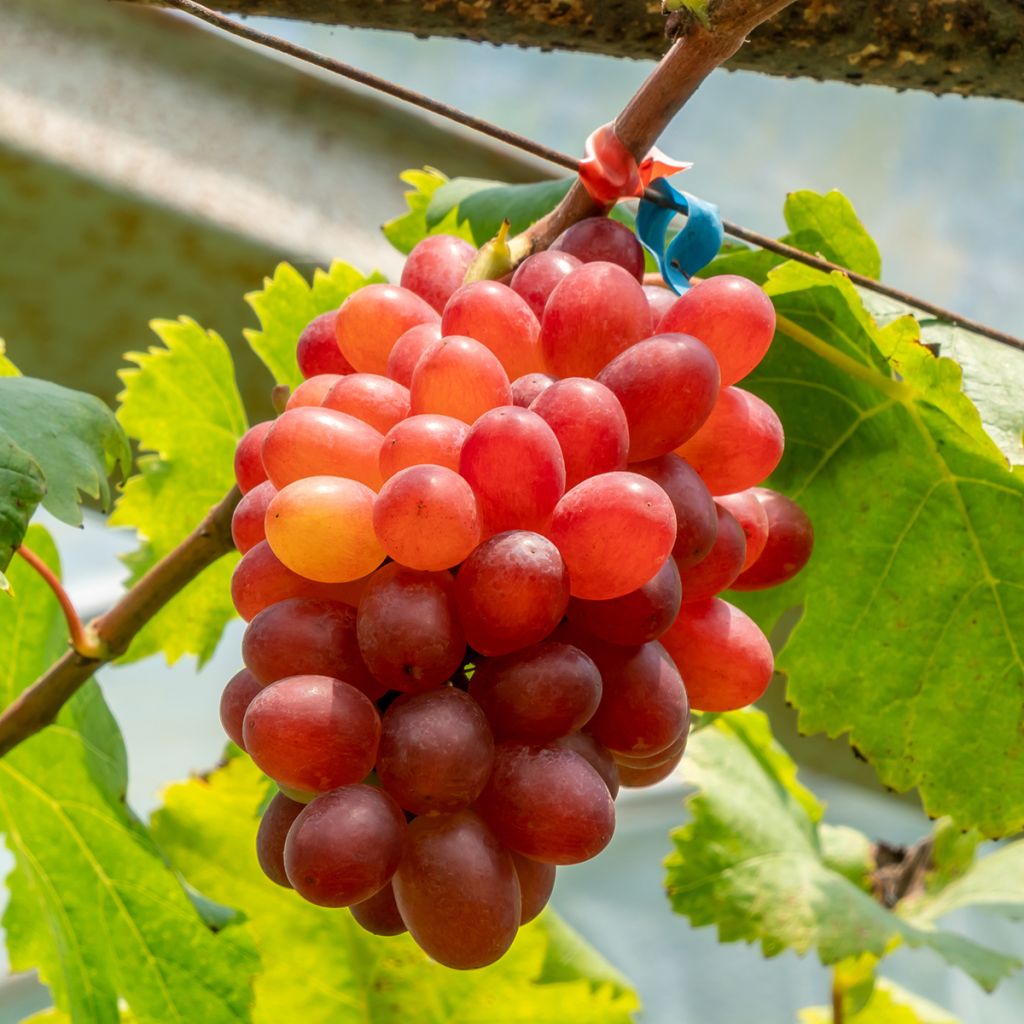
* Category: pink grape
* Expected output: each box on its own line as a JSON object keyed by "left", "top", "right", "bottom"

{"left": 231, "top": 480, "right": 276, "bottom": 554}
{"left": 442, "top": 281, "right": 545, "bottom": 379}
{"left": 400, "top": 234, "right": 477, "bottom": 313}
{"left": 296, "top": 310, "right": 354, "bottom": 378}
{"left": 511, "top": 372, "right": 557, "bottom": 408}
{"left": 243, "top": 675, "right": 381, "bottom": 793}
{"left": 265, "top": 476, "right": 384, "bottom": 583}
{"left": 679, "top": 503, "right": 747, "bottom": 603}
{"left": 643, "top": 284, "right": 677, "bottom": 333}
{"left": 376, "top": 688, "right": 495, "bottom": 814}
{"left": 241, "top": 597, "right": 382, "bottom": 698}
{"left": 373, "top": 464, "right": 480, "bottom": 570}
{"left": 629, "top": 454, "right": 718, "bottom": 568}
{"left": 469, "top": 642, "right": 602, "bottom": 743}
{"left": 597, "top": 334, "right": 720, "bottom": 460}
{"left": 550, "top": 217, "right": 645, "bottom": 281}
{"left": 569, "top": 556, "right": 681, "bottom": 646}
{"left": 410, "top": 335, "right": 512, "bottom": 423}
{"left": 393, "top": 810, "right": 520, "bottom": 970}
{"left": 509, "top": 250, "right": 582, "bottom": 320}
{"left": 322, "top": 373, "right": 411, "bottom": 433}
{"left": 285, "top": 374, "right": 343, "bottom": 410}
{"left": 379, "top": 414, "right": 469, "bottom": 480}
{"left": 530, "top": 377, "right": 629, "bottom": 489}
{"left": 256, "top": 792, "right": 305, "bottom": 888}
{"left": 261, "top": 407, "right": 384, "bottom": 490}
{"left": 716, "top": 489, "right": 770, "bottom": 572}
{"left": 386, "top": 322, "right": 442, "bottom": 387}
{"left": 351, "top": 882, "right": 406, "bottom": 936}
{"left": 335, "top": 283, "right": 439, "bottom": 375}
{"left": 459, "top": 407, "right": 565, "bottom": 536}
{"left": 731, "top": 488, "right": 814, "bottom": 590}
{"left": 454, "top": 531, "right": 569, "bottom": 656}
{"left": 219, "top": 668, "right": 264, "bottom": 749}
{"left": 476, "top": 743, "right": 615, "bottom": 864}
{"left": 230, "top": 541, "right": 369, "bottom": 622}
{"left": 657, "top": 274, "right": 776, "bottom": 386}
{"left": 675, "top": 386, "right": 785, "bottom": 495}
{"left": 234, "top": 421, "right": 271, "bottom": 494}
{"left": 356, "top": 564, "right": 466, "bottom": 692}
{"left": 540, "top": 262, "right": 651, "bottom": 378}
{"left": 548, "top": 472, "right": 676, "bottom": 600}
{"left": 661, "top": 598, "right": 774, "bottom": 711}
{"left": 284, "top": 785, "right": 406, "bottom": 907}
{"left": 511, "top": 852, "right": 556, "bottom": 925}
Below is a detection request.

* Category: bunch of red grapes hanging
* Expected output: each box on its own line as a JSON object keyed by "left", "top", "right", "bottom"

{"left": 221, "top": 215, "right": 814, "bottom": 969}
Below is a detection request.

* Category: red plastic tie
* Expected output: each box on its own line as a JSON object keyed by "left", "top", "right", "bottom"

{"left": 578, "top": 123, "right": 692, "bottom": 205}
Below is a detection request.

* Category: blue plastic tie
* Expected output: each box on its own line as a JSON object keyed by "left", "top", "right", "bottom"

{"left": 636, "top": 178, "right": 724, "bottom": 294}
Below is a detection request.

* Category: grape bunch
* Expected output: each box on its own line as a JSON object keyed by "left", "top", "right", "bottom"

{"left": 221, "top": 217, "right": 814, "bottom": 970}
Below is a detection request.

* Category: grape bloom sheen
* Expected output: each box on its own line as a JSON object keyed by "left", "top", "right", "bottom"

{"left": 223, "top": 222, "right": 812, "bottom": 970}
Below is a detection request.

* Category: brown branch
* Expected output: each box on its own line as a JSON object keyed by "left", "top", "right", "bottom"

{"left": 0, "top": 486, "right": 240, "bottom": 759}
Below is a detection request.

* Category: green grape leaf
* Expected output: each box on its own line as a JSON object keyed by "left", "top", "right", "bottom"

{"left": 0, "top": 526, "right": 258, "bottom": 1024}
{"left": 665, "top": 710, "right": 1020, "bottom": 990}
{"left": 382, "top": 167, "right": 476, "bottom": 255}
{"left": 110, "top": 318, "right": 247, "bottom": 664}
{"left": 925, "top": 820, "right": 984, "bottom": 893}
{"left": 426, "top": 177, "right": 574, "bottom": 246}
{"left": 728, "top": 249, "right": 1024, "bottom": 836}
{"left": 244, "top": 261, "right": 386, "bottom": 389}
{"left": 783, "top": 190, "right": 882, "bottom": 278}
{"left": 0, "top": 377, "right": 130, "bottom": 526}
{"left": 152, "top": 755, "right": 640, "bottom": 1024}
{"left": 799, "top": 977, "right": 961, "bottom": 1023}
{"left": 0, "top": 429, "right": 46, "bottom": 574}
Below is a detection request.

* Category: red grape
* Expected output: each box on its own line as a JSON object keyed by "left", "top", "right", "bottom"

{"left": 660, "top": 598, "right": 774, "bottom": 711}
{"left": 613, "top": 729, "right": 688, "bottom": 769}
{"left": 675, "top": 386, "right": 785, "bottom": 495}
{"left": 511, "top": 372, "right": 558, "bottom": 408}
{"left": 284, "top": 785, "right": 406, "bottom": 907}
{"left": 243, "top": 675, "right": 381, "bottom": 793}
{"left": 555, "top": 731, "right": 620, "bottom": 799}
{"left": 569, "top": 556, "right": 681, "bottom": 646}
{"left": 597, "top": 334, "right": 720, "bottom": 460}
{"left": 322, "top": 373, "right": 411, "bottom": 434}
{"left": 373, "top": 464, "right": 480, "bottom": 571}
{"left": 393, "top": 810, "right": 520, "bottom": 970}
{"left": 476, "top": 743, "right": 615, "bottom": 864}
{"left": 234, "top": 421, "right": 272, "bottom": 494}
{"left": 730, "top": 488, "right": 814, "bottom": 590}
{"left": 510, "top": 851, "right": 556, "bottom": 925}
{"left": 230, "top": 541, "right": 369, "bottom": 622}
{"left": 540, "top": 262, "right": 651, "bottom": 378}
{"left": 386, "top": 322, "right": 442, "bottom": 388}
{"left": 716, "top": 489, "right": 770, "bottom": 572}
{"left": 455, "top": 531, "right": 569, "bottom": 656}
{"left": 261, "top": 407, "right": 383, "bottom": 491}
{"left": 336, "top": 284, "right": 439, "bottom": 375}
{"left": 509, "top": 250, "right": 582, "bottom": 320}
{"left": 231, "top": 480, "right": 275, "bottom": 554}
{"left": 550, "top": 217, "right": 645, "bottom": 282}
{"left": 265, "top": 476, "right": 385, "bottom": 583}
{"left": 256, "top": 792, "right": 304, "bottom": 888}
{"left": 530, "top": 378, "right": 629, "bottom": 489}
{"left": 629, "top": 454, "right": 718, "bottom": 568}
{"left": 356, "top": 564, "right": 466, "bottom": 692}
{"left": 469, "top": 642, "right": 602, "bottom": 743}
{"left": 617, "top": 750, "right": 685, "bottom": 788}
{"left": 548, "top": 472, "right": 676, "bottom": 600}
{"left": 379, "top": 413, "right": 469, "bottom": 480}
{"left": 400, "top": 235, "right": 477, "bottom": 313}
{"left": 657, "top": 274, "right": 775, "bottom": 386}
{"left": 377, "top": 687, "right": 495, "bottom": 814}
{"left": 442, "top": 281, "right": 544, "bottom": 379}
{"left": 241, "top": 597, "right": 381, "bottom": 696}
{"left": 219, "top": 668, "right": 264, "bottom": 749}
{"left": 350, "top": 881, "right": 407, "bottom": 936}
{"left": 679, "top": 503, "right": 746, "bottom": 603}
{"left": 296, "top": 310, "right": 354, "bottom": 378}
{"left": 285, "top": 374, "right": 343, "bottom": 410}
{"left": 643, "top": 284, "right": 676, "bottom": 333}
{"left": 410, "top": 335, "right": 512, "bottom": 423}
{"left": 459, "top": 407, "right": 565, "bottom": 536}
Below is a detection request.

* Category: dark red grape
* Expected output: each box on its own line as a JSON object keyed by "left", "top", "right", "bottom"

{"left": 555, "top": 731, "right": 620, "bottom": 799}
{"left": 256, "top": 792, "right": 304, "bottom": 888}
{"left": 350, "top": 881, "right": 407, "bottom": 936}
{"left": 550, "top": 217, "right": 645, "bottom": 282}
{"left": 219, "top": 668, "right": 264, "bottom": 749}
{"left": 730, "top": 488, "right": 814, "bottom": 590}
{"left": 511, "top": 851, "right": 555, "bottom": 925}
{"left": 679, "top": 504, "right": 746, "bottom": 603}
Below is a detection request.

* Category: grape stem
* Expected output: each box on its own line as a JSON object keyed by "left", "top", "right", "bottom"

{"left": 15, "top": 545, "right": 106, "bottom": 659}
{"left": 0, "top": 486, "right": 240, "bottom": 758}
{"left": 831, "top": 970, "right": 845, "bottom": 1024}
